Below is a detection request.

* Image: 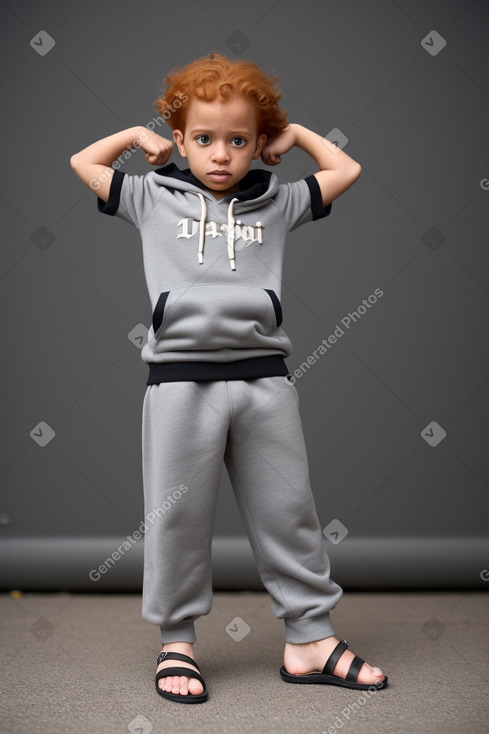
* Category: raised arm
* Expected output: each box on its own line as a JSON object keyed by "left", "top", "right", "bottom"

{"left": 261, "top": 123, "right": 361, "bottom": 207}
{"left": 70, "top": 126, "right": 173, "bottom": 203}
{"left": 295, "top": 124, "right": 361, "bottom": 207}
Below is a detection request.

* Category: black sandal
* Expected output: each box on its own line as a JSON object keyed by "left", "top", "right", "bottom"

{"left": 155, "top": 651, "right": 208, "bottom": 703}
{"left": 280, "top": 639, "right": 388, "bottom": 691}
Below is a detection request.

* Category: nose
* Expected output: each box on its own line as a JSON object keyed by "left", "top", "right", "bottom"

{"left": 211, "top": 142, "right": 230, "bottom": 163}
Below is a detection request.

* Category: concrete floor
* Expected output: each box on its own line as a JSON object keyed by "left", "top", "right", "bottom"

{"left": 1, "top": 591, "right": 488, "bottom": 734}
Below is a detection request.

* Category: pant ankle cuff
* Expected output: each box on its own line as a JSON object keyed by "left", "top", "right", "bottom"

{"left": 160, "top": 622, "right": 196, "bottom": 644}
{"left": 284, "top": 613, "right": 335, "bottom": 644}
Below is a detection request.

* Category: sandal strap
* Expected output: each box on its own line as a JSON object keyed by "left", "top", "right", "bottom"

{"left": 156, "top": 651, "right": 201, "bottom": 671}
{"left": 345, "top": 655, "right": 365, "bottom": 682}
{"left": 155, "top": 665, "right": 206, "bottom": 689}
{"left": 322, "top": 639, "right": 350, "bottom": 676}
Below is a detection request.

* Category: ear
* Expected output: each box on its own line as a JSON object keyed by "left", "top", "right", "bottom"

{"left": 172, "top": 129, "right": 187, "bottom": 158}
{"left": 252, "top": 133, "right": 267, "bottom": 160}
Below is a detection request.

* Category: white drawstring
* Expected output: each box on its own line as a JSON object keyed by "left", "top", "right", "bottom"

{"left": 197, "top": 193, "right": 206, "bottom": 264}
{"left": 197, "top": 194, "right": 239, "bottom": 270}
{"left": 227, "top": 198, "right": 239, "bottom": 270}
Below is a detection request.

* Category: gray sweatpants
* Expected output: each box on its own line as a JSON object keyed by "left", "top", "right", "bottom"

{"left": 141, "top": 375, "right": 343, "bottom": 645}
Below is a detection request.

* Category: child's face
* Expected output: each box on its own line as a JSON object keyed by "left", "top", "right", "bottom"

{"left": 173, "top": 95, "right": 267, "bottom": 200}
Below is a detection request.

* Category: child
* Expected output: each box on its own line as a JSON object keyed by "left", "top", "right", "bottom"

{"left": 70, "top": 52, "right": 387, "bottom": 703}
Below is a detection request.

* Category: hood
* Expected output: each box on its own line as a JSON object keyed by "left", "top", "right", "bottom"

{"left": 153, "top": 163, "right": 279, "bottom": 271}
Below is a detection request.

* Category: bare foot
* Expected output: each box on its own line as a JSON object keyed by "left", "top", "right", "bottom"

{"left": 156, "top": 641, "right": 204, "bottom": 697}
{"left": 284, "top": 636, "right": 386, "bottom": 686}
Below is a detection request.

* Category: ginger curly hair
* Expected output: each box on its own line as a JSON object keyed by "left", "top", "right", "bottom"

{"left": 153, "top": 51, "right": 288, "bottom": 140}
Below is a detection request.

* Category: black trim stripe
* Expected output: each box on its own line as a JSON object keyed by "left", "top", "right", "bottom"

{"left": 264, "top": 289, "right": 283, "bottom": 327}
{"left": 304, "top": 174, "right": 332, "bottom": 220}
{"left": 97, "top": 169, "right": 126, "bottom": 216}
{"left": 152, "top": 291, "right": 170, "bottom": 334}
{"left": 146, "top": 356, "right": 289, "bottom": 384}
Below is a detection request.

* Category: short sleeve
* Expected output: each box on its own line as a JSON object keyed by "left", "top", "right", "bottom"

{"left": 97, "top": 170, "right": 161, "bottom": 228}
{"left": 273, "top": 174, "right": 332, "bottom": 231}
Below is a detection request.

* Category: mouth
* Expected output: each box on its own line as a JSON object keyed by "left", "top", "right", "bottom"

{"left": 207, "top": 170, "right": 232, "bottom": 182}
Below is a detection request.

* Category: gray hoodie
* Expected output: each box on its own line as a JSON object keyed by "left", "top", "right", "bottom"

{"left": 97, "top": 163, "right": 332, "bottom": 384}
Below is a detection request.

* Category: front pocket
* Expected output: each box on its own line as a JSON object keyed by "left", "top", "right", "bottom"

{"left": 264, "top": 289, "right": 282, "bottom": 327}
{"left": 150, "top": 284, "right": 285, "bottom": 353}
{"left": 152, "top": 291, "right": 170, "bottom": 335}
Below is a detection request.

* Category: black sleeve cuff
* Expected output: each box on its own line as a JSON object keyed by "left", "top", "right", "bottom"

{"left": 97, "top": 169, "right": 126, "bottom": 215}
{"left": 304, "top": 174, "right": 332, "bottom": 220}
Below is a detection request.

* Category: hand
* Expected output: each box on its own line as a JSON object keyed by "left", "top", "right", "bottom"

{"left": 134, "top": 127, "right": 173, "bottom": 166}
{"left": 260, "top": 124, "right": 298, "bottom": 166}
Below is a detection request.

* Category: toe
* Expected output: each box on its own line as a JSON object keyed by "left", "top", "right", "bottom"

{"left": 332, "top": 649, "right": 385, "bottom": 685}
{"left": 188, "top": 677, "right": 204, "bottom": 696}
{"left": 357, "top": 663, "right": 385, "bottom": 685}
{"left": 172, "top": 676, "right": 184, "bottom": 695}
{"left": 157, "top": 670, "right": 203, "bottom": 697}
{"left": 161, "top": 675, "right": 172, "bottom": 692}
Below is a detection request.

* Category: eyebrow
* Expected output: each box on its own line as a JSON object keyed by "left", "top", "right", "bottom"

{"left": 189, "top": 129, "right": 252, "bottom": 135}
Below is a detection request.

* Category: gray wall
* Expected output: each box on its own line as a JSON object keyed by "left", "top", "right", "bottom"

{"left": 1, "top": 0, "right": 488, "bottom": 591}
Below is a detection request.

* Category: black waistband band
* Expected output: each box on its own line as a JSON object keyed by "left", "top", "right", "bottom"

{"left": 146, "top": 355, "right": 289, "bottom": 384}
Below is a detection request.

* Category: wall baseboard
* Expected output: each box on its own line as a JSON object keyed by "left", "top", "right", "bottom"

{"left": 1, "top": 536, "right": 488, "bottom": 591}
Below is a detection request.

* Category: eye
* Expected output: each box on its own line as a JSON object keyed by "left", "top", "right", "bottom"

{"left": 231, "top": 136, "right": 246, "bottom": 147}
{"left": 196, "top": 134, "right": 210, "bottom": 145}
